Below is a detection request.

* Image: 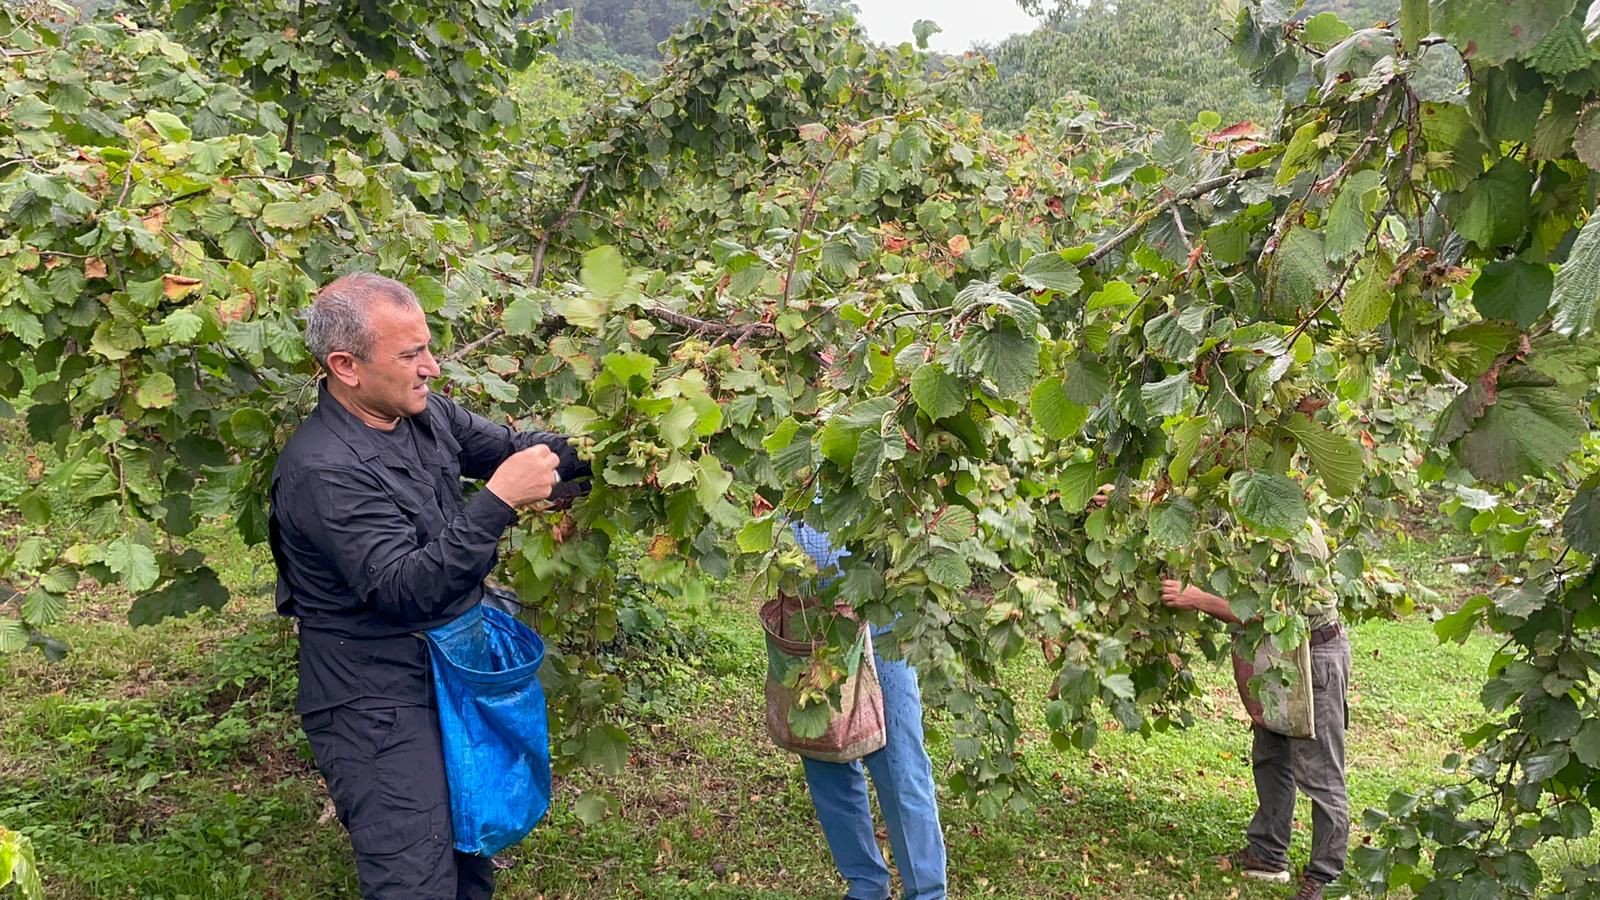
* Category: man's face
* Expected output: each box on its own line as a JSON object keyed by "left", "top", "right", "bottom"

{"left": 351, "top": 300, "right": 439, "bottom": 420}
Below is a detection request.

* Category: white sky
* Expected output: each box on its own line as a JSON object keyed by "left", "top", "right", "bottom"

{"left": 852, "top": 0, "right": 1043, "bottom": 53}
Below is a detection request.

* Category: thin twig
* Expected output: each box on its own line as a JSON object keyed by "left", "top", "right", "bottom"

{"left": 445, "top": 171, "right": 593, "bottom": 364}
{"left": 1082, "top": 171, "right": 1258, "bottom": 267}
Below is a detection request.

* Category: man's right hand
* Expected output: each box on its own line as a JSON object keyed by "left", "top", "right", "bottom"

{"left": 486, "top": 445, "right": 561, "bottom": 508}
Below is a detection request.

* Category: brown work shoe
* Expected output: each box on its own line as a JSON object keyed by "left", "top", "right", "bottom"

{"left": 1219, "top": 847, "right": 1290, "bottom": 883}
{"left": 1294, "top": 877, "right": 1326, "bottom": 900}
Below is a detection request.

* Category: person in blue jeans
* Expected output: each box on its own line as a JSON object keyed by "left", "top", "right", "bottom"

{"left": 790, "top": 521, "right": 948, "bottom": 900}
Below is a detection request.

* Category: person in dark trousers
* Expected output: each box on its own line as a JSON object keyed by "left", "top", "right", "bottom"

{"left": 1160, "top": 579, "right": 1350, "bottom": 900}
{"left": 269, "top": 273, "right": 588, "bottom": 899}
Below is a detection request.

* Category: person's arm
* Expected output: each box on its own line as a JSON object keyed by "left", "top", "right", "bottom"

{"left": 1160, "top": 578, "right": 1242, "bottom": 625}
{"left": 436, "top": 394, "right": 591, "bottom": 485}
{"left": 279, "top": 465, "right": 521, "bottom": 624}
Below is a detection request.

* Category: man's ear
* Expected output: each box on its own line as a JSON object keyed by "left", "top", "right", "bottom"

{"left": 325, "top": 351, "right": 361, "bottom": 389}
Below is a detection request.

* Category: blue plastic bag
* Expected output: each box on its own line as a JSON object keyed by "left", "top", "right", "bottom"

{"left": 423, "top": 603, "right": 552, "bottom": 856}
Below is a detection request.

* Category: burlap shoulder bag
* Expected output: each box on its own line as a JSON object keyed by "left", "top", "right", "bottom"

{"left": 760, "top": 592, "right": 887, "bottom": 763}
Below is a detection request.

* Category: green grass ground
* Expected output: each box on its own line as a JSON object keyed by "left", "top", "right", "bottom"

{"left": 3, "top": 512, "right": 1562, "bottom": 900}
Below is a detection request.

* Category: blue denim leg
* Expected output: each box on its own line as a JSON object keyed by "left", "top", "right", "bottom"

{"left": 802, "top": 753, "right": 892, "bottom": 900}
{"left": 804, "top": 651, "right": 948, "bottom": 900}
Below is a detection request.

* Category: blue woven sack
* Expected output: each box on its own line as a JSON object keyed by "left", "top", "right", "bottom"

{"left": 422, "top": 603, "right": 552, "bottom": 856}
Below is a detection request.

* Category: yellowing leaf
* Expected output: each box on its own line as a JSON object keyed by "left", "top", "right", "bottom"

{"left": 162, "top": 274, "right": 203, "bottom": 300}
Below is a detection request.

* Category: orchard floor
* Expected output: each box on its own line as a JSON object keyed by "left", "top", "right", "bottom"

{"left": 2, "top": 520, "right": 1591, "bottom": 899}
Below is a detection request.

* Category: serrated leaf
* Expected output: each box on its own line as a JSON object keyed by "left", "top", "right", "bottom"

{"left": 502, "top": 295, "right": 543, "bottom": 336}
{"left": 1574, "top": 719, "right": 1600, "bottom": 767}
{"left": 1326, "top": 169, "right": 1384, "bottom": 260}
{"left": 1149, "top": 498, "right": 1198, "bottom": 548}
{"left": 0, "top": 618, "right": 26, "bottom": 653}
{"left": 100, "top": 537, "right": 160, "bottom": 594}
{"left": 1059, "top": 462, "right": 1099, "bottom": 510}
{"left": 1433, "top": 0, "right": 1574, "bottom": 65}
{"left": 658, "top": 401, "right": 698, "bottom": 449}
{"left": 1447, "top": 159, "right": 1532, "bottom": 249}
{"left": 229, "top": 408, "right": 273, "bottom": 448}
{"left": 135, "top": 372, "right": 176, "bottom": 409}
{"left": 144, "top": 110, "right": 192, "bottom": 142}
{"left": 925, "top": 553, "right": 971, "bottom": 589}
{"left": 911, "top": 364, "right": 965, "bottom": 421}
{"left": 21, "top": 588, "right": 66, "bottom": 626}
{"left": 737, "top": 517, "right": 774, "bottom": 553}
{"left": 1552, "top": 211, "right": 1600, "bottom": 336}
{"left": 1473, "top": 259, "right": 1553, "bottom": 328}
{"left": 1340, "top": 256, "right": 1394, "bottom": 333}
{"left": 1168, "top": 417, "right": 1207, "bottom": 484}
{"left": 1228, "top": 471, "right": 1307, "bottom": 540}
{"left": 1086, "top": 280, "right": 1138, "bottom": 311}
{"left": 1143, "top": 304, "right": 1207, "bottom": 361}
{"left": 1019, "top": 251, "right": 1083, "bottom": 294}
{"left": 1269, "top": 227, "right": 1329, "bottom": 319}
{"left": 1140, "top": 373, "right": 1193, "bottom": 417}
{"left": 1454, "top": 368, "right": 1584, "bottom": 482}
{"left": 573, "top": 791, "right": 610, "bottom": 825}
{"left": 959, "top": 324, "right": 1039, "bottom": 397}
{"left": 1563, "top": 482, "right": 1600, "bottom": 556}
{"left": 1527, "top": 16, "right": 1593, "bottom": 77}
{"left": 1282, "top": 414, "right": 1364, "bottom": 497}
{"left": 1030, "top": 380, "right": 1087, "bottom": 439}
{"left": 934, "top": 507, "right": 977, "bottom": 542}
{"left": 580, "top": 246, "right": 626, "bottom": 298}
{"left": 1063, "top": 355, "right": 1111, "bottom": 406}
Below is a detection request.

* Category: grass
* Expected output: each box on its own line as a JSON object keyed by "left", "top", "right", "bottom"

{"left": 0, "top": 434, "right": 1590, "bottom": 898}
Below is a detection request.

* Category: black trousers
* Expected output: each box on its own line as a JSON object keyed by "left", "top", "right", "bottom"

{"left": 303, "top": 704, "right": 495, "bottom": 899}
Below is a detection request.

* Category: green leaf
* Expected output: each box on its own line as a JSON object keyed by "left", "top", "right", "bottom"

{"left": 1059, "top": 462, "right": 1099, "bottom": 510}
{"left": 1168, "top": 417, "right": 1208, "bottom": 484}
{"left": 911, "top": 364, "right": 965, "bottom": 421}
{"left": 1552, "top": 211, "right": 1600, "bottom": 336}
{"left": 502, "top": 295, "right": 543, "bottom": 336}
{"left": 1454, "top": 368, "right": 1584, "bottom": 482}
{"left": 581, "top": 724, "right": 630, "bottom": 775}
{"left": 1399, "top": 0, "right": 1428, "bottom": 51}
{"left": 100, "top": 537, "right": 160, "bottom": 594}
{"left": 229, "top": 408, "right": 274, "bottom": 448}
{"left": 580, "top": 246, "right": 627, "bottom": 298}
{"left": 1228, "top": 471, "right": 1307, "bottom": 540}
{"left": 21, "top": 588, "right": 66, "bottom": 627}
{"left": 412, "top": 275, "right": 446, "bottom": 313}
{"left": 912, "top": 18, "right": 941, "bottom": 49}
{"left": 1432, "top": 0, "right": 1574, "bottom": 65}
{"left": 960, "top": 324, "right": 1039, "bottom": 397}
{"left": 1573, "top": 719, "right": 1600, "bottom": 767}
{"left": 1143, "top": 305, "right": 1207, "bottom": 361}
{"left": 818, "top": 418, "right": 860, "bottom": 466}
{"left": 1325, "top": 169, "right": 1384, "bottom": 260}
{"left": 1521, "top": 743, "right": 1570, "bottom": 783}
{"left": 261, "top": 200, "right": 319, "bottom": 229}
{"left": 925, "top": 553, "right": 972, "bottom": 589}
{"left": 934, "top": 507, "right": 977, "bottom": 542}
{"left": 658, "top": 401, "right": 698, "bottom": 449}
{"left": 602, "top": 351, "right": 656, "bottom": 389}
{"left": 695, "top": 454, "right": 732, "bottom": 507}
{"left": 1282, "top": 414, "right": 1364, "bottom": 497}
{"left": 144, "top": 110, "right": 192, "bottom": 142}
{"left": 1270, "top": 227, "right": 1329, "bottom": 320}
{"left": 573, "top": 791, "right": 610, "bottom": 825}
{"left": 737, "top": 518, "right": 775, "bottom": 553}
{"left": 1558, "top": 803, "right": 1594, "bottom": 840}
{"left": 135, "top": 372, "right": 177, "bottom": 410}
{"left": 1276, "top": 121, "right": 1326, "bottom": 186}
{"left": 1448, "top": 159, "right": 1532, "bottom": 249}
{"left": 1140, "top": 373, "right": 1192, "bottom": 417}
{"left": 0, "top": 618, "right": 25, "bottom": 654}
{"left": 1565, "top": 482, "right": 1600, "bottom": 557}
{"left": 1063, "top": 355, "right": 1111, "bottom": 406}
{"left": 1340, "top": 255, "right": 1395, "bottom": 333}
{"left": 1527, "top": 17, "right": 1594, "bottom": 77}
{"left": 1149, "top": 498, "right": 1198, "bottom": 548}
{"left": 1030, "top": 380, "right": 1088, "bottom": 440}
{"left": 1086, "top": 280, "right": 1139, "bottom": 311}
{"left": 1473, "top": 260, "right": 1553, "bottom": 328}
{"left": 1019, "top": 251, "right": 1083, "bottom": 294}
{"left": 127, "top": 566, "right": 229, "bottom": 626}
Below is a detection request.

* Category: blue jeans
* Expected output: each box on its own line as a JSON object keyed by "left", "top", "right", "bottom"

{"left": 801, "top": 638, "right": 948, "bottom": 900}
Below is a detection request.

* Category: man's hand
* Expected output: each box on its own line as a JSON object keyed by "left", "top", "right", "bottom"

{"left": 1160, "top": 578, "right": 1241, "bottom": 625}
{"left": 486, "top": 445, "right": 561, "bottom": 509}
{"left": 1160, "top": 578, "right": 1199, "bottom": 609}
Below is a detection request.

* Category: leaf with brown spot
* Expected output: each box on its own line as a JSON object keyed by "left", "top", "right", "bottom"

{"left": 647, "top": 533, "right": 676, "bottom": 560}
{"left": 142, "top": 207, "right": 167, "bottom": 235}
{"left": 216, "top": 292, "right": 254, "bottom": 323}
{"left": 84, "top": 257, "right": 108, "bottom": 279}
{"left": 947, "top": 234, "right": 970, "bottom": 256}
{"left": 162, "top": 274, "right": 202, "bottom": 300}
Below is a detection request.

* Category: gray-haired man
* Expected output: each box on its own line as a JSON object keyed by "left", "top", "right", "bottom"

{"left": 269, "top": 273, "right": 588, "bottom": 898}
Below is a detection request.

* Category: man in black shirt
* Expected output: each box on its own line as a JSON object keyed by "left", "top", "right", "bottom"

{"left": 269, "top": 273, "right": 588, "bottom": 899}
